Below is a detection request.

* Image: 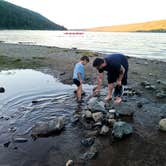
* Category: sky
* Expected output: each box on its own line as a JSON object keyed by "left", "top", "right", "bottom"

{"left": 6, "top": 0, "right": 166, "bottom": 29}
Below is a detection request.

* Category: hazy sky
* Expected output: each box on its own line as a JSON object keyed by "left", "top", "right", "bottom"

{"left": 6, "top": 0, "right": 166, "bottom": 29}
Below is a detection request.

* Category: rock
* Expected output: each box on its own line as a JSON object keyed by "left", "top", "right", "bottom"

{"left": 93, "top": 121, "right": 102, "bottom": 128}
{"left": 156, "top": 80, "right": 166, "bottom": 86}
{"left": 9, "top": 127, "right": 17, "bottom": 132}
{"left": 87, "top": 97, "right": 106, "bottom": 112}
{"left": 60, "top": 72, "right": 66, "bottom": 76}
{"left": 0, "top": 87, "right": 5, "bottom": 93}
{"left": 66, "top": 160, "right": 74, "bottom": 166}
{"left": 107, "top": 111, "right": 115, "bottom": 119}
{"left": 92, "top": 112, "right": 103, "bottom": 122}
{"left": 4, "top": 141, "right": 11, "bottom": 147}
{"left": 141, "top": 81, "right": 150, "bottom": 87}
{"left": 100, "top": 125, "right": 109, "bottom": 135}
{"left": 84, "top": 110, "right": 92, "bottom": 119}
{"left": 137, "top": 102, "right": 143, "bottom": 108}
{"left": 71, "top": 114, "right": 79, "bottom": 124}
{"left": 108, "top": 119, "right": 116, "bottom": 126}
{"left": 156, "top": 92, "right": 166, "bottom": 99}
{"left": 109, "top": 109, "right": 116, "bottom": 114}
{"left": 31, "top": 117, "right": 65, "bottom": 137}
{"left": 13, "top": 137, "right": 28, "bottom": 143}
{"left": 81, "top": 137, "right": 95, "bottom": 147}
{"left": 112, "top": 121, "right": 133, "bottom": 139}
{"left": 117, "top": 109, "right": 134, "bottom": 117}
{"left": 80, "top": 143, "right": 98, "bottom": 160}
{"left": 159, "top": 118, "right": 166, "bottom": 131}
{"left": 84, "top": 130, "right": 99, "bottom": 137}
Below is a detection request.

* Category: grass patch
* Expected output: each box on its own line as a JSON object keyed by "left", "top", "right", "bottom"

{"left": 0, "top": 55, "right": 45, "bottom": 70}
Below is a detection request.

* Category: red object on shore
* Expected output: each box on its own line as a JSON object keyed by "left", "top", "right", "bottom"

{"left": 64, "top": 32, "right": 84, "bottom": 35}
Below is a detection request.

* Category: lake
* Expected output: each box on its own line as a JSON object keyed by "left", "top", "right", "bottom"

{"left": 0, "top": 30, "right": 166, "bottom": 61}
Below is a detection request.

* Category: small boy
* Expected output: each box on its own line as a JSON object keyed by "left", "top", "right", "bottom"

{"left": 73, "top": 56, "right": 89, "bottom": 102}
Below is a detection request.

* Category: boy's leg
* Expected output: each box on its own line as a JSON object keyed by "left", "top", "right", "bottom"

{"left": 77, "top": 84, "right": 82, "bottom": 101}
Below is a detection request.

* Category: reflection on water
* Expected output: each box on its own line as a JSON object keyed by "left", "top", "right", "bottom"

{"left": 0, "top": 69, "right": 94, "bottom": 165}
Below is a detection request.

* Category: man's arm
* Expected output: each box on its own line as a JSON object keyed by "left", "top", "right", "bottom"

{"left": 95, "top": 72, "right": 104, "bottom": 92}
{"left": 77, "top": 72, "right": 83, "bottom": 84}
{"left": 117, "top": 65, "right": 125, "bottom": 85}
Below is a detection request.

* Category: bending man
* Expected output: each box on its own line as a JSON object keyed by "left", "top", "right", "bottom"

{"left": 93, "top": 53, "right": 128, "bottom": 103}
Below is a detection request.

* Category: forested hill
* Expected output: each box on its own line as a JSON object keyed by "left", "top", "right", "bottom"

{"left": 0, "top": 0, "right": 67, "bottom": 30}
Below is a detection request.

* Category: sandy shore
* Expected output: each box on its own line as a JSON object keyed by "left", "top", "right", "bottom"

{"left": 0, "top": 43, "right": 166, "bottom": 166}
{"left": 0, "top": 43, "right": 165, "bottom": 102}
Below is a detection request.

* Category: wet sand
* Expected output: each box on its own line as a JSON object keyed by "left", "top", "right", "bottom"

{"left": 0, "top": 43, "right": 166, "bottom": 166}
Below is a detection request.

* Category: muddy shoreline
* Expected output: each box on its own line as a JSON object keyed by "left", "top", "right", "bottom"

{"left": 0, "top": 43, "right": 166, "bottom": 166}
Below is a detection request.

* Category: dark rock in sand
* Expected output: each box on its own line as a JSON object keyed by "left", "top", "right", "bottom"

{"left": 81, "top": 137, "right": 95, "bottom": 147}
{"left": 4, "top": 141, "right": 11, "bottom": 147}
{"left": 80, "top": 144, "right": 98, "bottom": 160}
{"left": 112, "top": 121, "right": 133, "bottom": 139}
{"left": 0, "top": 87, "right": 5, "bottom": 93}
{"left": 116, "top": 103, "right": 134, "bottom": 117}
{"left": 137, "top": 102, "right": 143, "bottom": 108}
{"left": 31, "top": 117, "right": 65, "bottom": 137}
{"left": 141, "top": 81, "right": 150, "bottom": 87}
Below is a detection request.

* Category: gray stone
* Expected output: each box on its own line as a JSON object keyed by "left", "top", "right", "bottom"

{"left": 92, "top": 112, "right": 103, "bottom": 122}
{"left": 112, "top": 121, "right": 133, "bottom": 139}
{"left": 159, "top": 118, "right": 166, "bottom": 131}
{"left": 100, "top": 125, "right": 109, "bottom": 135}
{"left": 108, "top": 119, "right": 116, "bottom": 126}
{"left": 117, "top": 109, "right": 134, "bottom": 117}
{"left": 141, "top": 81, "right": 150, "bottom": 87}
{"left": 31, "top": 117, "right": 65, "bottom": 137}
{"left": 156, "top": 92, "right": 166, "bottom": 99}
{"left": 81, "top": 137, "right": 95, "bottom": 147}
{"left": 80, "top": 143, "right": 98, "bottom": 160}
{"left": 84, "top": 110, "right": 92, "bottom": 119}
{"left": 87, "top": 97, "right": 106, "bottom": 112}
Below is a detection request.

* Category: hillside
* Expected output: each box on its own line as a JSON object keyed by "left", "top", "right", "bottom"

{"left": 87, "top": 20, "right": 166, "bottom": 32}
{"left": 0, "top": 0, "right": 67, "bottom": 30}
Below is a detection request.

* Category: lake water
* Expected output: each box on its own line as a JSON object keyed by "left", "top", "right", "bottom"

{"left": 0, "top": 30, "right": 166, "bottom": 61}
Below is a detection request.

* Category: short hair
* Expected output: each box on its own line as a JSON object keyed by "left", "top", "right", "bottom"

{"left": 93, "top": 58, "right": 104, "bottom": 67}
{"left": 80, "top": 56, "right": 89, "bottom": 62}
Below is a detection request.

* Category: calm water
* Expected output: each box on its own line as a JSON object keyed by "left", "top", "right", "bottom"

{"left": 0, "top": 30, "right": 166, "bottom": 61}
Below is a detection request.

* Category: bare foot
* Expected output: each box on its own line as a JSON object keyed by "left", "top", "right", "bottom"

{"left": 104, "top": 95, "right": 112, "bottom": 101}
{"left": 114, "top": 96, "right": 122, "bottom": 104}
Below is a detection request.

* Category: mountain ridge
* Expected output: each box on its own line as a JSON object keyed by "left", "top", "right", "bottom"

{"left": 0, "top": 0, "right": 67, "bottom": 30}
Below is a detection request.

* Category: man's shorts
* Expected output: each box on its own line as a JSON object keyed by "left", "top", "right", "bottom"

{"left": 73, "top": 79, "right": 81, "bottom": 87}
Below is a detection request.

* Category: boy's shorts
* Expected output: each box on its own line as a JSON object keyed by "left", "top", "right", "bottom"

{"left": 73, "top": 79, "right": 81, "bottom": 87}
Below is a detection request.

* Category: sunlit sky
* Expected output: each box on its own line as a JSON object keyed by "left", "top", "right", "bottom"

{"left": 6, "top": 0, "right": 166, "bottom": 29}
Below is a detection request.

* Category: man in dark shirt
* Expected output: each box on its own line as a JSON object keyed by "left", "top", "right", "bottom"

{"left": 93, "top": 53, "right": 128, "bottom": 103}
